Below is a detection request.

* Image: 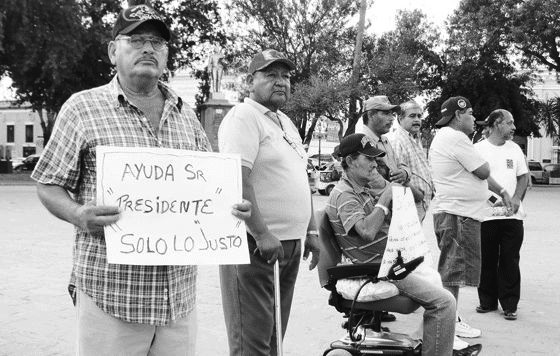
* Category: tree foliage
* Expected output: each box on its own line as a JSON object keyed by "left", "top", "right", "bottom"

{"left": 227, "top": 0, "right": 360, "bottom": 83}
{"left": 0, "top": 0, "right": 120, "bottom": 144}
{"left": 423, "top": 1, "right": 541, "bottom": 137}
{"left": 284, "top": 75, "right": 354, "bottom": 144}
{"left": 226, "top": 0, "right": 362, "bottom": 143}
{"left": 0, "top": 0, "right": 225, "bottom": 145}
{"left": 450, "top": 0, "right": 560, "bottom": 73}
{"left": 362, "top": 9, "right": 443, "bottom": 103}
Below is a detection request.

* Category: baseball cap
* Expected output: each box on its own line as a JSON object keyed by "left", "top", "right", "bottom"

{"left": 112, "top": 4, "right": 171, "bottom": 41}
{"left": 334, "top": 133, "right": 386, "bottom": 159}
{"left": 248, "top": 49, "right": 295, "bottom": 74}
{"left": 435, "top": 96, "right": 472, "bottom": 127}
{"left": 364, "top": 96, "right": 400, "bottom": 112}
{"left": 476, "top": 109, "right": 509, "bottom": 126}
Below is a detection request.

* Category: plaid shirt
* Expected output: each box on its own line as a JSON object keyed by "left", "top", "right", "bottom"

{"left": 32, "top": 76, "right": 211, "bottom": 325}
{"left": 325, "top": 173, "right": 390, "bottom": 264}
{"left": 387, "top": 124, "right": 434, "bottom": 220}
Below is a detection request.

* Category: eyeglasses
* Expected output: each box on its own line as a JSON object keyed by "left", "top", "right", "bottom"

{"left": 115, "top": 35, "right": 167, "bottom": 51}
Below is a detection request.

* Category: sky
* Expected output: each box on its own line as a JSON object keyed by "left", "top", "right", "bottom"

{"left": 0, "top": 0, "right": 461, "bottom": 100}
{"left": 368, "top": 0, "right": 460, "bottom": 35}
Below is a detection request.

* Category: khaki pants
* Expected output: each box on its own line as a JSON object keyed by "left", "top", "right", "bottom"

{"left": 76, "top": 290, "right": 197, "bottom": 356}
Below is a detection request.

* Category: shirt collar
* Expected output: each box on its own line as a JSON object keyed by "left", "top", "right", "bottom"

{"left": 340, "top": 172, "right": 369, "bottom": 194}
{"left": 396, "top": 123, "right": 420, "bottom": 139}
{"left": 244, "top": 97, "right": 285, "bottom": 119}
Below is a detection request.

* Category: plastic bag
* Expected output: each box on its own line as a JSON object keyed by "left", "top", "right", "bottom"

{"left": 379, "top": 186, "right": 432, "bottom": 278}
{"left": 336, "top": 278, "right": 399, "bottom": 302}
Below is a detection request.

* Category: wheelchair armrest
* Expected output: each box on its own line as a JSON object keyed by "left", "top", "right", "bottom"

{"left": 327, "top": 263, "right": 381, "bottom": 283}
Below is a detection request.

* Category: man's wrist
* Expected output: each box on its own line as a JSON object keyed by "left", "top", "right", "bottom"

{"left": 374, "top": 203, "right": 389, "bottom": 216}
{"left": 306, "top": 230, "right": 318, "bottom": 236}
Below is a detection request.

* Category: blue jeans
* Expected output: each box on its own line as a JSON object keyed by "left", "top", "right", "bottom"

{"left": 219, "top": 234, "right": 301, "bottom": 356}
{"left": 433, "top": 212, "right": 482, "bottom": 287}
{"left": 393, "top": 274, "right": 456, "bottom": 356}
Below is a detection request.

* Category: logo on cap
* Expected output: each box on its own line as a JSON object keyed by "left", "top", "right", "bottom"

{"left": 124, "top": 5, "right": 163, "bottom": 21}
{"left": 457, "top": 99, "right": 467, "bottom": 109}
{"left": 361, "top": 136, "right": 374, "bottom": 148}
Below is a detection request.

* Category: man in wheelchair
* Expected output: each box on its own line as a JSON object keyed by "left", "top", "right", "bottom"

{"left": 320, "top": 133, "right": 463, "bottom": 356}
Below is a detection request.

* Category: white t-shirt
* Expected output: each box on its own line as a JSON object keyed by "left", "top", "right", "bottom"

{"left": 475, "top": 139, "right": 528, "bottom": 221}
{"left": 218, "top": 98, "right": 311, "bottom": 241}
{"left": 429, "top": 127, "right": 488, "bottom": 221}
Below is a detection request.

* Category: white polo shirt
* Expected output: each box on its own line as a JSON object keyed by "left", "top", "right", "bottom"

{"left": 218, "top": 98, "right": 311, "bottom": 241}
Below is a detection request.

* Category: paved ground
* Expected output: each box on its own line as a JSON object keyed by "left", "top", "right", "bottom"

{"left": 1, "top": 184, "right": 559, "bottom": 355}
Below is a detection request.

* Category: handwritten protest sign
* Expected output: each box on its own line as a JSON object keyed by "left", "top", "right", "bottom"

{"left": 96, "top": 146, "right": 248, "bottom": 266}
{"left": 378, "top": 186, "right": 431, "bottom": 277}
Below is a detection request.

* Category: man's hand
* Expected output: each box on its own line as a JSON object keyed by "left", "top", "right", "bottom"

{"left": 389, "top": 168, "right": 408, "bottom": 184}
{"left": 500, "top": 191, "right": 514, "bottom": 216}
{"left": 254, "top": 232, "right": 284, "bottom": 264}
{"left": 510, "top": 195, "right": 521, "bottom": 214}
{"left": 75, "top": 202, "right": 120, "bottom": 233}
{"left": 303, "top": 233, "right": 320, "bottom": 270}
{"left": 232, "top": 199, "right": 252, "bottom": 220}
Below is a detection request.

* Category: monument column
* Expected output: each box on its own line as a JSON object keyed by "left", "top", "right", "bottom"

{"left": 201, "top": 48, "right": 233, "bottom": 151}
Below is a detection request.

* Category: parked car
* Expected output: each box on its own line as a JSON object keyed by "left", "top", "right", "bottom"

{"left": 316, "top": 161, "right": 342, "bottom": 196}
{"left": 12, "top": 154, "right": 40, "bottom": 172}
{"left": 307, "top": 160, "right": 318, "bottom": 193}
{"left": 309, "top": 153, "right": 335, "bottom": 170}
{"left": 528, "top": 161, "right": 548, "bottom": 184}
{"left": 544, "top": 163, "right": 560, "bottom": 184}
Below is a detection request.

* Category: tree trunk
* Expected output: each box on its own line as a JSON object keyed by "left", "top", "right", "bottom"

{"left": 346, "top": 0, "right": 367, "bottom": 137}
{"left": 38, "top": 109, "right": 57, "bottom": 147}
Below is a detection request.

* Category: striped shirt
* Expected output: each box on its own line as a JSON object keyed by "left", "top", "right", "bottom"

{"left": 387, "top": 124, "right": 434, "bottom": 220}
{"left": 325, "top": 173, "right": 390, "bottom": 263}
{"left": 31, "top": 75, "right": 211, "bottom": 325}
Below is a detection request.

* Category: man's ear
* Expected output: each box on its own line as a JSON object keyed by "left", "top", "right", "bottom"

{"left": 108, "top": 41, "right": 117, "bottom": 65}
{"left": 246, "top": 73, "right": 254, "bottom": 86}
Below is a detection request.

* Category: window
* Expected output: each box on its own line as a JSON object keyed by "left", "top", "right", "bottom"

{"left": 25, "top": 124, "right": 34, "bottom": 143}
{"left": 7, "top": 125, "right": 14, "bottom": 143}
{"left": 528, "top": 161, "right": 543, "bottom": 171}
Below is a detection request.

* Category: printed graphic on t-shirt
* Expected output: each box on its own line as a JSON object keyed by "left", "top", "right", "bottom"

{"left": 506, "top": 159, "right": 513, "bottom": 169}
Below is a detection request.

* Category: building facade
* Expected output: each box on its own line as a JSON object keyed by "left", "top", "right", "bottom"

{"left": 529, "top": 70, "right": 560, "bottom": 164}
{"left": 0, "top": 101, "right": 44, "bottom": 160}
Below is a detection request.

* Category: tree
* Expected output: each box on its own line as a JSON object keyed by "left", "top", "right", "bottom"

{"left": 345, "top": 0, "right": 368, "bottom": 137}
{"left": 284, "top": 75, "right": 353, "bottom": 144}
{"left": 0, "top": 0, "right": 226, "bottom": 145}
{"left": 0, "top": 0, "right": 120, "bottom": 145}
{"left": 226, "top": 0, "right": 361, "bottom": 142}
{"left": 362, "top": 9, "right": 443, "bottom": 103}
{"left": 451, "top": 0, "right": 560, "bottom": 73}
{"left": 424, "top": 1, "right": 541, "bottom": 137}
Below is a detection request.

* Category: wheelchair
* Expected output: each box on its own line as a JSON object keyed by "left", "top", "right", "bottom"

{"left": 316, "top": 210, "right": 480, "bottom": 356}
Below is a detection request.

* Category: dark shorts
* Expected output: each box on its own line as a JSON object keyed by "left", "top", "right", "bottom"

{"left": 433, "top": 212, "right": 481, "bottom": 287}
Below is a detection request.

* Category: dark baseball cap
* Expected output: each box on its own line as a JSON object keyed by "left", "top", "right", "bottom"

{"left": 334, "top": 133, "right": 386, "bottom": 159}
{"left": 248, "top": 49, "right": 295, "bottom": 74}
{"left": 435, "top": 96, "right": 472, "bottom": 127}
{"left": 112, "top": 4, "right": 171, "bottom": 41}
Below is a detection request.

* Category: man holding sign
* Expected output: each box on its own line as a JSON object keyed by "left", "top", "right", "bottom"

{"left": 31, "top": 2, "right": 250, "bottom": 355}
{"left": 218, "top": 49, "right": 320, "bottom": 356}
{"left": 325, "top": 133, "right": 456, "bottom": 356}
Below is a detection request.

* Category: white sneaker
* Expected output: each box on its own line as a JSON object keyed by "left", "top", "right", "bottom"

{"left": 453, "top": 336, "right": 469, "bottom": 350}
{"left": 455, "top": 317, "right": 481, "bottom": 338}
